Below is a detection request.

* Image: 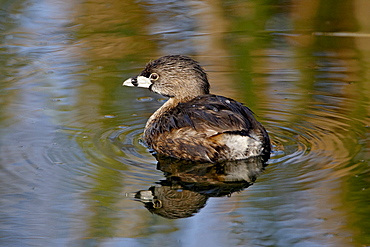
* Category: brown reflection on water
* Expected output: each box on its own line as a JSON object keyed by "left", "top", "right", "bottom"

{"left": 131, "top": 155, "right": 267, "bottom": 219}
{"left": 75, "top": 0, "right": 156, "bottom": 60}
{"left": 189, "top": 0, "right": 237, "bottom": 96}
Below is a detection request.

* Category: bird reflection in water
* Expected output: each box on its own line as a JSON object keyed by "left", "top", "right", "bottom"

{"left": 128, "top": 155, "right": 268, "bottom": 219}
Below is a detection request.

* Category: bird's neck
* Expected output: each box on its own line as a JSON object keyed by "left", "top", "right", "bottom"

{"left": 144, "top": 98, "right": 179, "bottom": 129}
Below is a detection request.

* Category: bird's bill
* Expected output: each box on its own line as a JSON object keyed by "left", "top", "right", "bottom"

{"left": 123, "top": 76, "right": 151, "bottom": 88}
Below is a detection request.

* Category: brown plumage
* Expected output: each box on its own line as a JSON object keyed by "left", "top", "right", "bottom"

{"left": 123, "top": 55, "right": 271, "bottom": 163}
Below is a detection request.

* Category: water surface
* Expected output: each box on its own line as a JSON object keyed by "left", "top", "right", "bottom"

{"left": 1, "top": 0, "right": 370, "bottom": 246}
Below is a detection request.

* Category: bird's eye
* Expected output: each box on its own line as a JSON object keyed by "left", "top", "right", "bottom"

{"left": 149, "top": 73, "right": 159, "bottom": 81}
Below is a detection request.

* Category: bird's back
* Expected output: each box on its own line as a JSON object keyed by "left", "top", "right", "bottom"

{"left": 143, "top": 94, "right": 271, "bottom": 162}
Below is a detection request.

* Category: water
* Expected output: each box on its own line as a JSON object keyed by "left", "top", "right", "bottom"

{"left": 1, "top": 0, "right": 370, "bottom": 246}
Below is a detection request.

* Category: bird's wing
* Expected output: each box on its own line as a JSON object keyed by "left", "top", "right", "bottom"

{"left": 163, "top": 95, "right": 258, "bottom": 137}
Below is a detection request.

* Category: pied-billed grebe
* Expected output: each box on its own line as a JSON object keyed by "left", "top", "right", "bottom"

{"left": 123, "top": 55, "right": 271, "bottom": 163}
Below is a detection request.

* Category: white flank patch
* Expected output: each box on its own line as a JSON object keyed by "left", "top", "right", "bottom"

{"left": 222, "top": 133, "right": 263, "bottom": 159}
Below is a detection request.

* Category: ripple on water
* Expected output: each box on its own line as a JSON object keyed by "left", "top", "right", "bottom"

{"left": 47, "top": 117, "right": 161, "bottom": 187}
{"left": 262, "top": 95, "right": 369, "bottom": 190}
{"left": 43, "top": 92, "right": 367, "bottom": 192}
{"left": 267, "top": 119, "right": 314, "bottom": 165}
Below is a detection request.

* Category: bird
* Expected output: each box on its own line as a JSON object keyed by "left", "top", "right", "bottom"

{"left": 123, "top": 55, "right": 271, "bottom": 163}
